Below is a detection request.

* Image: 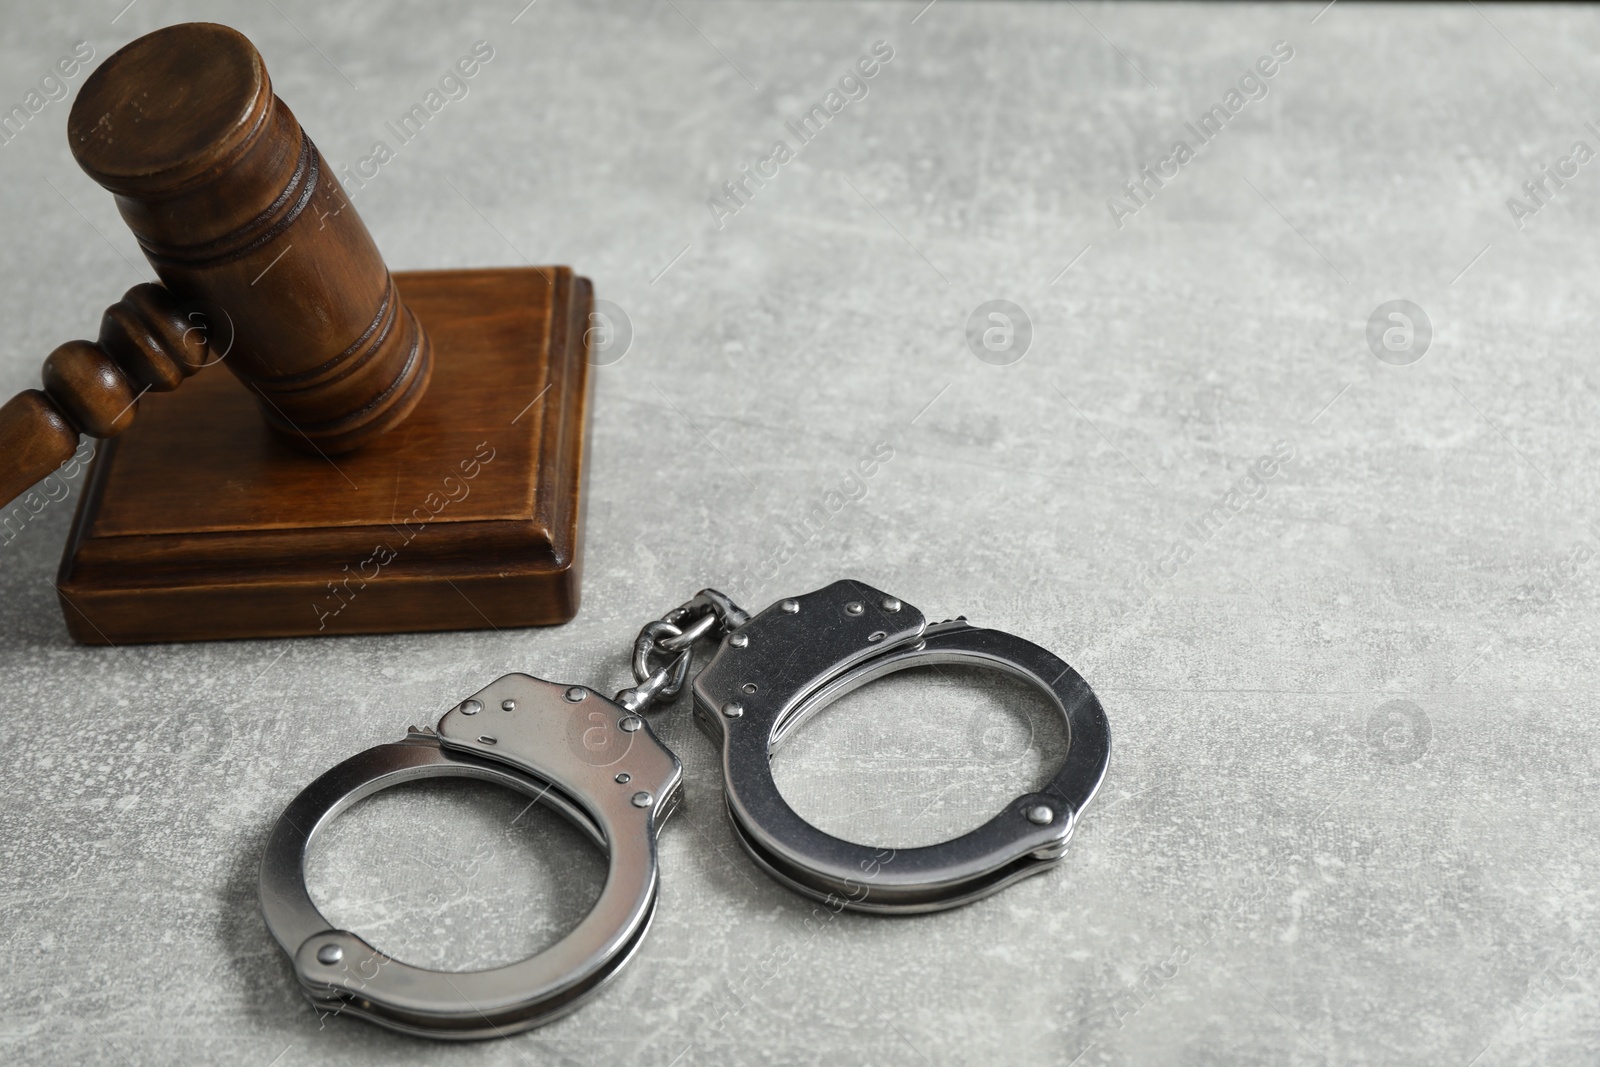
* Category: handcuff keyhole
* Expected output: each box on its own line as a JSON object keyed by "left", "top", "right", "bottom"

{"left": 741, "top": 683, "right": 757, "bottom": 694}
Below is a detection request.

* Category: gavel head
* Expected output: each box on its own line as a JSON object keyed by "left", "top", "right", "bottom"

{"left": 66, "top": 22, "right": 432, "bottom": 453}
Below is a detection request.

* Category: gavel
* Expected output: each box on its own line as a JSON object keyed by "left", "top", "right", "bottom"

{"left": 0, "top": 22, "right": 431, "bottom": 510}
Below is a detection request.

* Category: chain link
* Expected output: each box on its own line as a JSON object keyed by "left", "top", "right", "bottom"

{"left": 614, "top": 589, "right": 751, "bottom": 714}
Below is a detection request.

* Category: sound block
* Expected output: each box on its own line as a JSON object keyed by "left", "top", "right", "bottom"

{"left": 55, "top": 267, "right": 592, "bottom": 644}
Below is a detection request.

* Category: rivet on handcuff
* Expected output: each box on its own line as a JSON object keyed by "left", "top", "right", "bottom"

{"left": 258, "top": 579, "right": 1111, "bottom": 1039}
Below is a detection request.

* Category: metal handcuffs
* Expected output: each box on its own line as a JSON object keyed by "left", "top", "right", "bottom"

{"left": 259, "top": 579, "right": 1110, "bottom": 1039}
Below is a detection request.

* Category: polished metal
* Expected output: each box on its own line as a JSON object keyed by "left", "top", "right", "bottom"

{"left": 262, "top": 578, "right": 1109, "bottom": 1040}
{"left": 658, "top": 610, "right": 717, "bottom": 651}
{"left": 613, "top": 590, "right": 744, "bottom": 715}
{"left": 259, "top": 675, "right": 682, "bottom": 1040}
{"left": 690, "top": 579, "right": 1111, "bottom": 915}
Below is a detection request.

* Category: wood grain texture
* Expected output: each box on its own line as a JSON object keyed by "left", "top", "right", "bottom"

{"left": 55, "top": 267, "right": 592, "bottom": 643}
{"left": 97, "top": 282, "right": 213, "bottom": 391}
{"left": 67, "top": 22, "right": 432, "bottom": 454}
{"left": 0, "top": 391, "right": 79, "bottom": 509}
{"left": 41, "top": 340, "right": 137, "bottom": 437}
{"left": 0, "top": 23, "right": 439, "bottom": 514}
{"left": 0, "top": 283, "right": 215, "bottom": 511}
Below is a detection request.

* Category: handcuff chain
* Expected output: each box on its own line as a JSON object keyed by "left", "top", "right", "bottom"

{"left": 614, "top": 588, "right": 750, "bottom": 714}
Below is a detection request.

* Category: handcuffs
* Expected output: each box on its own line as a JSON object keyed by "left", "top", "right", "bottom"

{"left": 259, "top": 579, "right": 1110, "bottom": 1039}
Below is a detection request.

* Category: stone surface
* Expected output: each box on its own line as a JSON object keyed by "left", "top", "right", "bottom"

{"left": 3, "top": 2, "right": 1599, "bottom": 1064}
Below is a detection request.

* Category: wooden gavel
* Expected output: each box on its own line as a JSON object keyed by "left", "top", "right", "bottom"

{"left": 0, "top": 22, "right": 432, "bottom": 510}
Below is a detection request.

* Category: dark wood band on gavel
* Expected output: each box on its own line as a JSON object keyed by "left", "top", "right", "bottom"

{"left": 0, "top": 22, "right": 431, "bottom": 510}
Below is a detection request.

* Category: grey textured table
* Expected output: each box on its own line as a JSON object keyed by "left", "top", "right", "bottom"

{"left": 3, "top": 1, "right": 1598, "bottom": 1064}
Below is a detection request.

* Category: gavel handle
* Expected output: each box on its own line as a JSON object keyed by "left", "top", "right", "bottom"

{"left": 0, "top": 283, "right": 211, "bottom": 511}
{"left": 0, "top": 391, "right": 81, "bottom": 508}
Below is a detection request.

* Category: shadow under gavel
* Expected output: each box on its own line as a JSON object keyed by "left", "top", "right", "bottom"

{"left": 0, "top": 21, "right": 432, "bottom": 511}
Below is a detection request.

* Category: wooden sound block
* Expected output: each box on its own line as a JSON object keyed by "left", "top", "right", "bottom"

{"left": 54, "top": 267, "right": 592, "bottom": 644}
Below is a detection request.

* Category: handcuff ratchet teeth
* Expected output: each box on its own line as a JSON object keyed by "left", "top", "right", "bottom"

{"left": 259, "top": 579, "right": 1109, "bottom": 1039}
